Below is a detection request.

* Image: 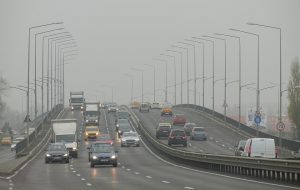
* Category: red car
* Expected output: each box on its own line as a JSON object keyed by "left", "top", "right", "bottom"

{"left": 94, "top": 134, "right": 114, "bottom": 145}
{"left": 172, "top": 114, "right": 186, "bottom": 125}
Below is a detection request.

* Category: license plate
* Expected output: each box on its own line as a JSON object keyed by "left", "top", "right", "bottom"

{"left": 101, "top": 159, "right": 109, "bottom": 162}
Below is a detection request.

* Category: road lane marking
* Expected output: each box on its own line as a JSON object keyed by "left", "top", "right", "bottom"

{"left": 162, "top": 181, "right": 170, "bottom": 184}
{"left": 81, "top": 178, "right": 86, "bottom": 181}
{"left": 86, "top": 183, "right": 92, "bottom": 186}
{"left": 126, "top": 168, "right": 131, "bottom": 171}
{"left": 184, "top": 187, "right": 195, "bottom": 190}
{"left": 146, "top": 176, "right": 152, "bottom": 179}
{"left": 9, "top": 183, "right": 13, "bottom": 186}
{"left": 134, "top": 172, "right": 140, "bottom": 175}
{"left": 121, "top": 166, "right": 125, "bottom": 169}
{"left": 72, "top": 170, "right": 76, "bottom": 173}
{"left": 76, "top": 174, "right": 81, "bottom": 176}
{"left": 9, "top": 187, "right": 13, "bottom": 190}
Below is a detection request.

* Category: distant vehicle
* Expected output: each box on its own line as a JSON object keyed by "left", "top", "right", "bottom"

{"left": 121, "top": 131, "right": 140, "bottom": 147}
{"left": 84, "top": 126, "right": 100, "bottom": 141}
{"left": 150, "top": 102, "right": 161, "bottom": 109}
{"left": 183, "top": 123, "right": 196, "bottom": 136}
{"left": 90, "top": 145, "right": 118, "bottom": 167}
{"left": 241, "top": 138, "right": 276, "bottom": 158}
{"left": 1, "top": 136, "right": 12, "bottom": 145}
{"left": 156, "top": 123, "right": 171, "bottom": 139}
{"left": 117, "top": 123, "right": 132, "bottom": 137}
{"left": 84, "top": 102, "right": 100, "bottom": 125}
{"left": 172, "top": 114, "right": 186, "bottom": 125}
{"left": 69, "top": 91, "right": 85, "bottom": 111}
{"left": 234, "top": 140, "right": 247, "bottom": 156}
{"left": 139, "top": 103, "right": 150, "bottom": 112}
{"left": 45, "top": 143, "right": 69, "bottom": 164}
{"left": 131, "top": 101, "right": 140, "bottom": 109}
{"left": 11, "top": 140, "right": 19, "bottom": 151}
{"left": 107, "top": 103, "right": 118, "bottom": 113}
{"left": 52, "top": 119, "right": 78, "bottom": 158}
{"left": 190, "top": 127, "right": 207, "bottom": 141}
{"left": 115, "top": 118, "right": 130, "bottom": 131}
{"left": 161, "top": 104, "right": 173, "bottom": 116}
{"left": 87, "top": 142, "right": 112, "bottom": 161}
{"left": 168, "top": 129, "right": 187, "bottom": 147}
{"left": 94, "top": 134, "right": 114, "bottom": 145}
{"left": 115, "top": 111, "right": 130, "bottom": 123}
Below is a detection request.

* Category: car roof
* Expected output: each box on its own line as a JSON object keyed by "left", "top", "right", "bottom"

{"left": 159, "top": 123, "right": 171, "bottom": 126}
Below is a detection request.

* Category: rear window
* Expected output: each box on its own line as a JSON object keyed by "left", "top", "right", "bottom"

{"left": 159, "top": 126, "right": 170, "bottom": 130}
{"left": 171, "top": 130, "right": 185, "bottom": 135}
{"left": 194, "top": 128, "right": 204, "bottom": 132}
{"left": 86, "top": 127, "right": 99, "bottom": 131}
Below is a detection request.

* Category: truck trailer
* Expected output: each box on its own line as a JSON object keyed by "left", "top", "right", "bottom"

{"left": 69, "top": 91, "right": 85, "bottom": 111}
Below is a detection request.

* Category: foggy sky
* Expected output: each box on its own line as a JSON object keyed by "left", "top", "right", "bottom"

{"left": 1, "top": 0, "right": 300, "bottom": 117}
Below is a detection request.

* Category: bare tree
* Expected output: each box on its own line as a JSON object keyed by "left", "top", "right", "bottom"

{"left": 0, "top": 75, "right": 7, "bottom": 120}
{"left": 288, "top": 57, "right": 300, "bottom": 138}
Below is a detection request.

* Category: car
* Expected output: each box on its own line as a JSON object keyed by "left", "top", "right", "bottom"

{"left": 139, "top": 103, "right": 150, "bottom": 112}
{"left": 168, "top": 129, "right": 187, "bottom": 147}
{"left": 107, "top": 103, "right": 118, "bottom": 113}
{"left": 121, "top": 131, "right": 140, "bottom": 147}
{"left": 156, "top": 123, "right": 171, "bottom": 139}
{"left": 10, "top": 140, "right": 19, "bottom": 151}
{"left": 161, "top": 104, "right": 173, "bottom": 116}
{"left": 115, "top": 111, "right": 130, "bottom": 120}
{"left": 117, "top": 123, "right": 132, "bottom": 137}
{"left": 1, "top": 136, "right": 12, "bottom": 145}
{"left": 95, "top": 134, "right": 114, "bottom": 145}
{"left": 150, "top": 102, "right": 161, "bottom": 109}
{"left": 45, "top": 143, "right": 69, "bottom": 164}
{"left": 190, "top": 127, "right": 207, "bottom": 141}
{"left": 234, "top": 140, "right": 247, "bottom": 156}
{"left": 183, "top": 123, "right": 196, "bottom": 136}
{"left": 241, "top": 138, "right": 276, "bottom": 158}
{"left": 84, "top": 126, "right": 100, "bottom": 141}
{"left": 115, "top": 118, "right": 130, "bottom": 131}
{"left": 172, "top": 114, "right": 187, "bottom": 126}
{"left": 90, "top": 145, "right": 118, "bottom": 167}
{"left": 131, "top": 101, "right": 140, "bottom": 109}
{"left": 87, "top": 142, "right": 113, "bottom": 161}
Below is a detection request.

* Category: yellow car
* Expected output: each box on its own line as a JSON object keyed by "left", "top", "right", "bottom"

{"left": 84, "top": 126, "right": 100, "bottom": 141}
{"left": 161, "top": 105, "right": 173, "bottom": 116}
{"left": 131, "top": 101, "right": 140, "bottom": 109}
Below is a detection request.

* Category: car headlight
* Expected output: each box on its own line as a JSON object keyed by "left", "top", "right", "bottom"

{"left": 95, "top": 120, "right": 98, "bottom": 123}
{"left": 96, "top": 132, "right": 99, "bottom": 135}
{"left": 81, "top": 106, "right": 83, "bottom": 109}
{"left": 63, "top": 153, "right": 69, "bottom": 157}
{"left": 92, "top": 156, "right": 97, "bottom": 160}
{"left": 111, "top": 155, "right": 116, "bottom": 159}
{"left": 118, "top": 130, "right": 122, "bottom": 134}
{"left": 86, "top": 132, "right": 89, "bottom": 136}
{"left": 116, "top": 124, "right": 119, "bottom": 127}
{"left": 46, "top": 154, "right": 51, "bottom": 157}
{"left": 86, "top": 120, "right": 89, "bottom": 122}
{"left": 72, "top": 147, "right": 77, "bottom": 150}
{"left": 71, "top": 106, "right": 74, "bottom": 109}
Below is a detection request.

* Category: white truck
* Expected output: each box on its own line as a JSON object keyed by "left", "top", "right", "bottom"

{"left": 51, "top": 119, "right": 78, "bottom": 158}
{"left": 69, "top": 91, "right": 85, "bottom": 111}
{"left": 84, "top": 102, "right": 100, "bottom": 125}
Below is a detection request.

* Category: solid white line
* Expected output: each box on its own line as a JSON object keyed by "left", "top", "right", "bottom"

{"left": 146, "top": 176, "right": 152, "bottom": 179}
{"left": 72, "top": 170, "right": 76, "bottom": 173}
{"left": 162, "top": 181, "right": 170, "bottom": 184}
{"left": 9, "top": 183, "right": 13, "bottom": 186}
{"left": 132, "top": 116, "right": 300, "bottom": 190}
{"left": 86, "top": 183, "right": 92, "bottom": 186}
{"left": 134, "top": 172, "right": 140, "bottom": 175}
{"left": 9, "top": 187, "right": 13, "bottom": 190}
{"left": 184, "top": 187, "right": 195, "bottom": 190}
{"left": 81, "top": 178, "right": 86, "bottom": 181}
{"left": 126, "top": 168, "right": 131, "bottom": 171}
{"left": 76, "top": 174, "right": 81, "bottom": 176}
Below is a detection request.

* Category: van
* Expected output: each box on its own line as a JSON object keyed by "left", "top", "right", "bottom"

{"left": 241, "top": 138, "right": 276, "bottom": 158}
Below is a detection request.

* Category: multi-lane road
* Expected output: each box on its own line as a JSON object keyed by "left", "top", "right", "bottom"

{"left": 0, "top": 108, "right": 298, "bottom": 190}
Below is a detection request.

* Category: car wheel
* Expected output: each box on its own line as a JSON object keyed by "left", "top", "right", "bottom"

{"left": 183, "top": 143, "right": 187, "bottom": 147}
{"left": 74, "top": 154, "right": 78, "bottom": 158}
{"left": 136, "top": 144, "right": 140, "bottom": 147}
{"left": 113, "top": 163, "right": 118, "bottom": 167}
{"left": 204, "top": 138, "right": 207, "bottom": 141}
{"left": 45, "top": 160, "right": 49, "bottom": 164}
{"left": 90, "top": 163, "right": 95, "bottom": 168}
{"left": 190, "top": 136, "right": 193, "bottom": 140}
{"left": 121, "top": 144, "right": 124, "bottom": 147}
{"left": 66, "top": 159, "right": 69, "bottom": 163}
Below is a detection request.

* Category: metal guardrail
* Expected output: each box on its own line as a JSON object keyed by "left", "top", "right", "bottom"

{"left": 124, "top": 106, "right": 300, "bottom": 184}
{"left": 15, "top": 104, "right": 64, "bottom": 156}
{"left": 175, "top": 104, "right": 300, "bottom": 152}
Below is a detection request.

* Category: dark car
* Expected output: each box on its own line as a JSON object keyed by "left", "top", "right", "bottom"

{"left": 168, "top": 129, "right": 187, "bottom": 147}
{"left": 117, "top": 124, "right": 132, "bottom": 137}
{"left": 156, "top": 123, "right": 172, "bottom": 139}
{"left": 45, "top": 143, "right": 69, "bottom": 164}
{"left": 190, "top": 127, "right": 207, "bottom": 141}
{"left": 234, "top": 140, "right": 247, "bottom": 156}
{"left": 115, "top": 111, "right": 130, "bottom": 122}
{"left": 183, "top": 123, "right": 196, "bottom": 136}
{"left": 88, "top": 142, "right": 113, "bottom": 161}
{"left": 139, "top": 103, "right": 150, "bottom": 112}
{"left": 115, "top": 118, "right": 130, "bottom": 131}
{"left": 172, "top": 114, "right": 187, "bottom": 126}
{"left": 90, "top": 145, "right": 118, "bottom": 167}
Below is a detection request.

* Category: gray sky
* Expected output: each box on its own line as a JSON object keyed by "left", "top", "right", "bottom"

{"left": 1, "top": 0, "right": 299, "bottom": 117}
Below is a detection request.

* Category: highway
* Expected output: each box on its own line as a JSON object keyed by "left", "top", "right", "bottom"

{"left": 133, "top": 107, "right": 245, "bottom": 155}
{"left": 0, "top": 108, "right": 298, "bottom": 190}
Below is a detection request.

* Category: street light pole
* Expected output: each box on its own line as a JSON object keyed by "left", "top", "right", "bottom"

{"left": 172, "top": 45, "right": 189, "bottom": 104}
{"left": 166, "top": 50, "right": 183, "bottom": 104}
{"left": 160, "top": 54, "right": 177, "bottom": 105}
{"left": 131, "top": 68, "right": 144, "bottom": 103}
{"left": 124, "top": 74, "right": 134, "bottom": 104}
{"left": 144, "top": 64, "right": 156, "bottom": 103}
{"left": 153, "top": 58, "right": 168, "bottom": 103}
{"left": 204, "top": 35, "right": 227, "bottom": 121}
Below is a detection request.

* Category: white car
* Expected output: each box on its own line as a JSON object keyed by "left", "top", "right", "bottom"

{"left": 151, "top": 102, "right": 161, "bottom": 109}
{"left": 121, "top": 131, "right": 140, "bottom": 147}
{"left": 241, "top": 138, "right": 276, "bottom": 158}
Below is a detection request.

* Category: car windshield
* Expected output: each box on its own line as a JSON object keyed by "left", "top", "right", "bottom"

{"left": 194, "top": 128, "right": 204, "bottom": 132}
{"left": 48, "top": 144, "right": 66, "bottom": 151}
{"left": 97, "top": 135, "right": 111, "bottom": 140}
{"left": 159, "top": 126, "right": 170, "bottom": 130}
{"left": 92, "top": 146, "right": 113, "bottom": 153}
{"left": 56, "top": 134, "right": 75, "bottom": 143}
{"left": 86, "top": 111, "right": 98, "bottom": 116}
{"left": 123, "top": 133, "right": 138, "bottom": 137}
{"left": 118, "top": 119, "right": 129, "bottom": 124}
{"left": 172, "top": 130, "right": 185, "bottom": 135}
{"left": 71, "top": 97, "right": 83, "bottom": 103}
{"left": 117, "top": 112, "right": 130, "bottom": 118}
{"left": 86, "top": 127, "right": 98, "bottom": 131}
{"left": 185, "top": 124, "right": 196, "bottom": 128}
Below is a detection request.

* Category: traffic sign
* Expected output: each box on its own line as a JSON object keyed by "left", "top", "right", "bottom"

{"left": 254, "top": 115, "right": 261, "bottom": 125}
{"left": 276, "top": 121, "right": 285, "bottom": 131}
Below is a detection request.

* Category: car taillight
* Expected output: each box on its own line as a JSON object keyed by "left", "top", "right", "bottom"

{"left": 182, "top": 136, "right": 187, "bottom": 139}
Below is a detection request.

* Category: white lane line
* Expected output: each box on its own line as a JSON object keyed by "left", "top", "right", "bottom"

{"left": 9, "top": 183, "right": 14, "bottom": 186}
{"left": 134, "top": 172, "right": 140, "bottom": 175}
{"left": 121, "top": 166, "right": 125, "bottom": 169}
{"left": 81, "top": 178, "right": 86, "bottom": 181}
{"left": 86, "top": 183, "right": 92, "bottom": 186}
{"left": 184, "top": 187, "right": 195, "bottom": 190}
{"left": 9, "top": 180, "right": 12, "bottom": 183}
{"left": 70, "top": 167, "right": 74, "bottom": 170}
{"left": 162, "top": 181, "right": 170, "bottom": 184}
{"left": 9, "top": 187, "right": 13, "bottom": 190}
{"left": 146, "top": 176, "right": 152, "bottom": 179}
{"left": 126, "top": 168, "right": 131, "bottom": 171}
{"left": 76, "top": 174, "right": 81, "bottom": 177}
{"left": 72, "top": 170, "right": 76, "bottom": 173}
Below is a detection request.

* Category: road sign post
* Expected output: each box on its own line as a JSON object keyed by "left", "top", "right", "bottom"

{"left": 276, "top": 121, "right": 285, "bottom": 155}
{"left": 254, "top": 112, "right": 261, "bottom": 137}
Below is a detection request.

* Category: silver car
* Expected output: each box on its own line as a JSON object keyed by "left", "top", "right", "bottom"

{"left": 121, "top": 131, "right": 140, "bottom": 147}
{"left": 190, "top": 127, "right": 207, "bottom": 141}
